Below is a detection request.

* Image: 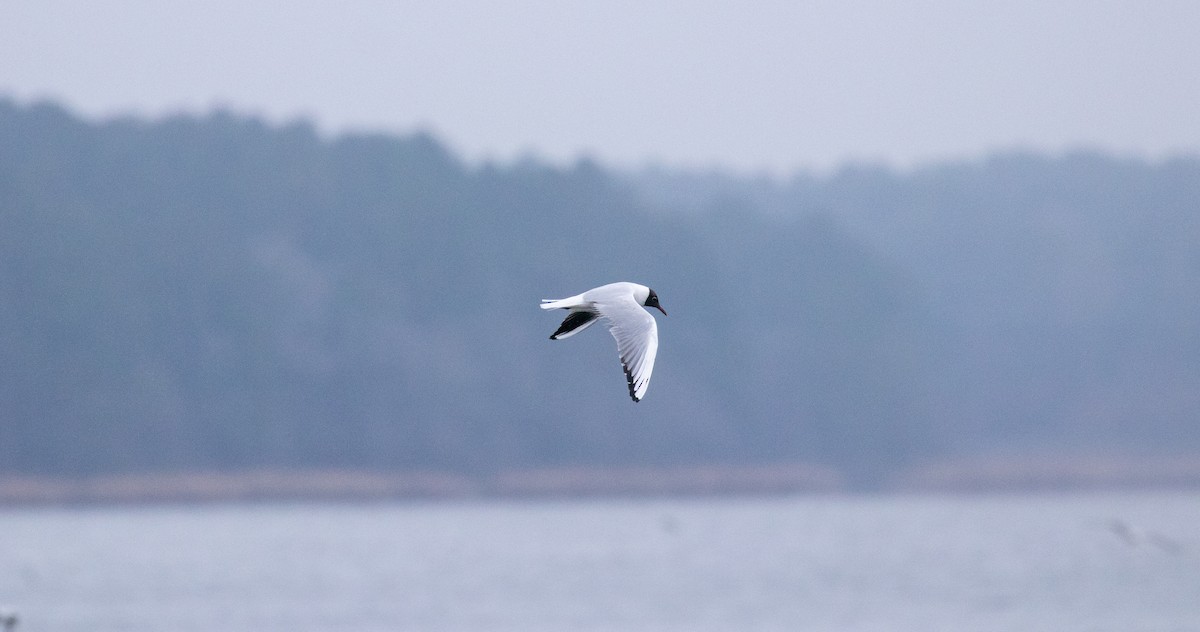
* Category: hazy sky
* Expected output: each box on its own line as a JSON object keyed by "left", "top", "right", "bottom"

{"left": 3, "top": 1, "right": 1199, "bottom": 174}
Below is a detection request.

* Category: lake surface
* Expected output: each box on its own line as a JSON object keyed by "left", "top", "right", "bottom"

{"left": 2, "top": 492, "right": 1198, "bottom": 631}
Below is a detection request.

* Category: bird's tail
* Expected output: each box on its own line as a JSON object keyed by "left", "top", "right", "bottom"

{"left": 540, "top": 294, "right": 584, "bottom": 310}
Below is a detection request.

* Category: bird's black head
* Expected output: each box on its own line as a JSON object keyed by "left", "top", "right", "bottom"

{"left": 645, "top": 289, "right": 667, "bottom": 315}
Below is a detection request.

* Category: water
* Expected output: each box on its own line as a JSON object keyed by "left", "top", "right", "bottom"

{"left": 1, "top": 492, "right": 1198, "bottom": 631}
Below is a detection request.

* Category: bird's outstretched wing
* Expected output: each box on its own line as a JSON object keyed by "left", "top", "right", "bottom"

{"left": 550, "top": 310, "right": 600, "bottom": 340}
{"left": 596, "top": 296, "right": 659, "bottom": 402}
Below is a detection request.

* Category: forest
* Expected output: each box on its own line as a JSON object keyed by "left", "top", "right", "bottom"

{"left": 2, "top": 99, "right": 1198, "bottom": 492}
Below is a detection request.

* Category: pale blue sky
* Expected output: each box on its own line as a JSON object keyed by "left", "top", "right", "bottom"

{"left": 2, "top": 1, "right": 1198, "bottom": 174}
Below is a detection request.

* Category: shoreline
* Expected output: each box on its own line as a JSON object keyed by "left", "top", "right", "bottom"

{"left": 3, "top": 456, "right": 1199, "bottom": 505}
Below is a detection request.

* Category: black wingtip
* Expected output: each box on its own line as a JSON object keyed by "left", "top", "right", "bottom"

{"left": 621, "top": 359, "right": 641, "bottom": 402}
{"left": 550, "top": 311, "right": 598, "bottom": 340}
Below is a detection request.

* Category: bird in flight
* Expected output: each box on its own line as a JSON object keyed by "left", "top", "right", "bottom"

{"left": 541, "top": 282, "right": 667, "bottom": 402}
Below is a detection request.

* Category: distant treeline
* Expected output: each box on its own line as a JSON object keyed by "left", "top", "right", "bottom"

{"left": 1, "top": 99, "right": 1198, "bottom": 489}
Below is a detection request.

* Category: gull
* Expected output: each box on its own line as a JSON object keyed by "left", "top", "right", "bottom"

{"left": 541, "top": 282, "right": 667, "bottom": 402}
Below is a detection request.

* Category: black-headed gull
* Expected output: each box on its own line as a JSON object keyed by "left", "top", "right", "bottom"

{"left": 541, "top": 282, "right": 667, "bottom": 402}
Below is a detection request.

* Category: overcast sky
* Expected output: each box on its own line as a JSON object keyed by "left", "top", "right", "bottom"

{"left": 2, "top": 1, "right": 1198, "bottom": 175}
